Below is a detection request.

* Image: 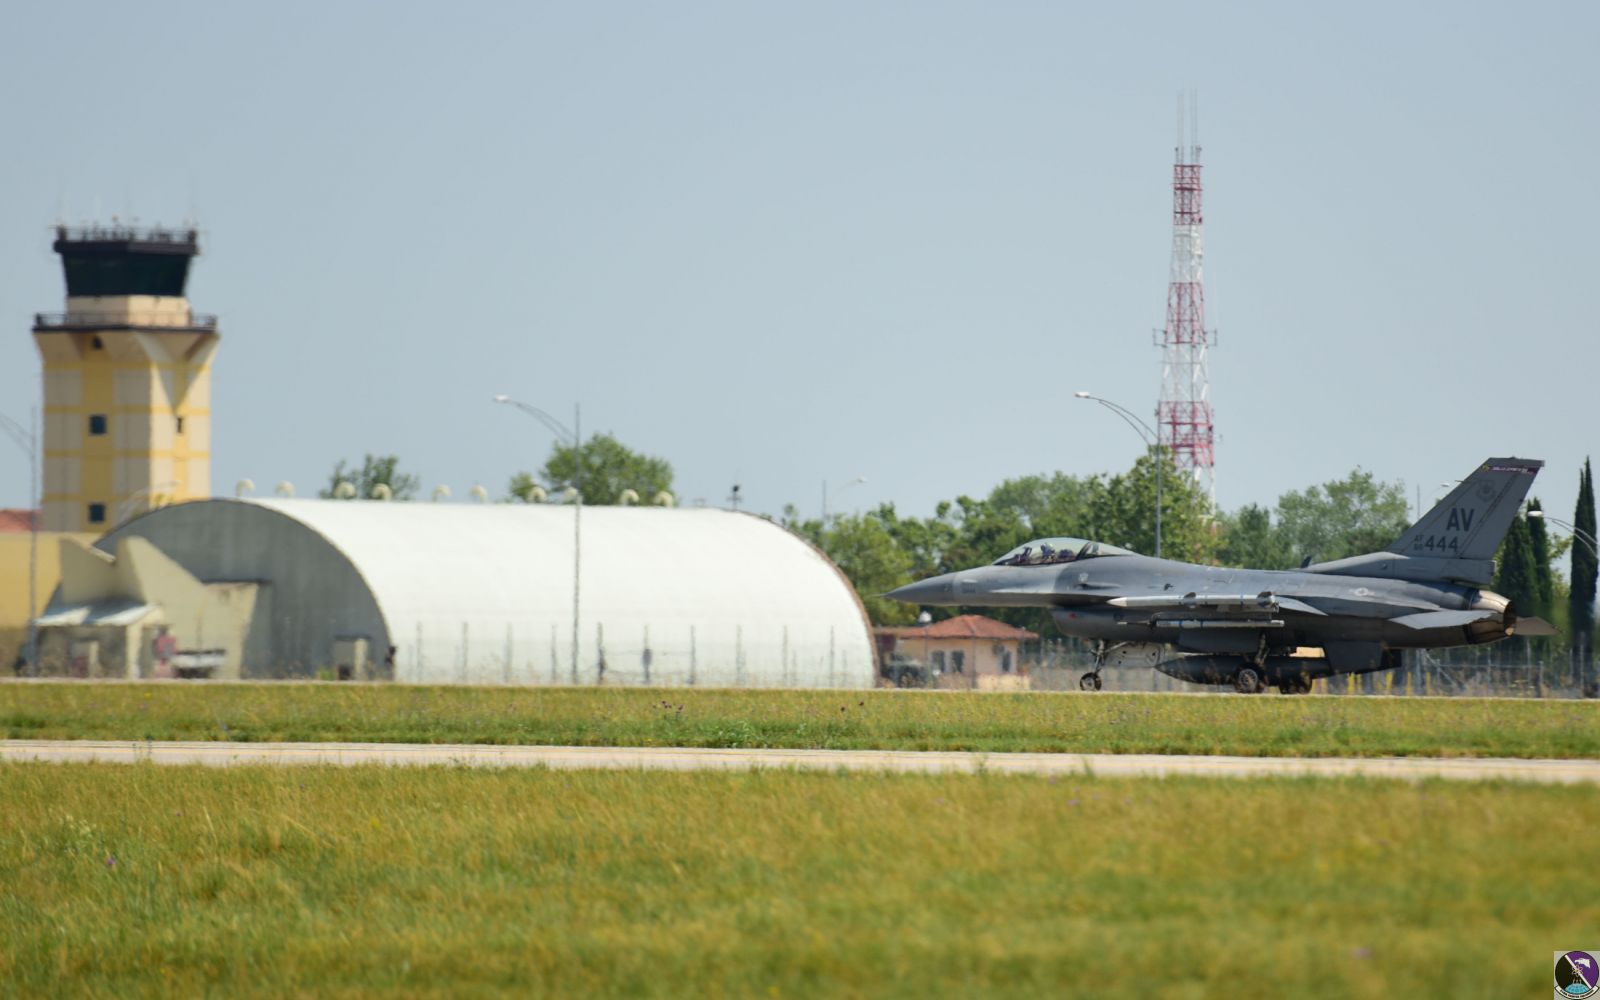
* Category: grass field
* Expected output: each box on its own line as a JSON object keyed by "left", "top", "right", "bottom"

{"left": 5, "top": 682, "right": 1600, "bottom": 758}
{"left": 1, "top": 763, "right": 1593, "bottom": 997}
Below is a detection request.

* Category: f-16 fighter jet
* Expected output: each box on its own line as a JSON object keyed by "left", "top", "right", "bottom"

{"left": 887, "top": 458, "right": 1555, "bottom": 693}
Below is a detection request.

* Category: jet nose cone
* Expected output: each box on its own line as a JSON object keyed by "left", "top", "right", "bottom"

{"left": 885, "top": 581, "right": 929, "bottom": 604}
{"left": 883, "top": 572, "right": 953, "bottom": 604}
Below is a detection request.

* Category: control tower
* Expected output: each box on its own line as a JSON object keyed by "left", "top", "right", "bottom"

{"left": 33, "top": 225, "right": 219, "bottom": 532}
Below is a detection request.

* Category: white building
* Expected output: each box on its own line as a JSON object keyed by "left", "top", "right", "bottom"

{"left": 34, "top": 498, "right": 877, "bottom": 688}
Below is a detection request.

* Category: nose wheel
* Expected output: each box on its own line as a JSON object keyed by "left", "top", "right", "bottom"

{"left": 1079, "top": 641, "right": 1117, "bottom": 692}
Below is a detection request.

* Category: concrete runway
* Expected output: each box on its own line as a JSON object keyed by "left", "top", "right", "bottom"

{"left": 3, "top": 739, "right": 1599, "bottom": 784}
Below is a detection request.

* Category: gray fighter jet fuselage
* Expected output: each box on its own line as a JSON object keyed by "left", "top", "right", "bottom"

{"left": 887, "top": 457, "right": 1551, "bottom": 693}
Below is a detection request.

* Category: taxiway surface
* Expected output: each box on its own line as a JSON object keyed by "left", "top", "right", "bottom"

{"left": 3, "top": 740, "right": 1598, "bottom": 783}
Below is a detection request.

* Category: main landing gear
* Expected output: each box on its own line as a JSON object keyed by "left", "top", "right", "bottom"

{"left": 1233, "top": 665, "right": 1265, "bottom": 694}
{"left": 1231, "top": 636, "right": 1273, "bottom": 694}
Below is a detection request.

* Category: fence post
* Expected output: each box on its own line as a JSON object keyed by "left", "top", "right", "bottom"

{"left": 596, "top": 623, "right": 606, "bottom": 686}
{"left": 829, "top": 626, "right": 836, "bottom": 688}
{"left": 642, "top": 624, "right": 652, "bottom": 686}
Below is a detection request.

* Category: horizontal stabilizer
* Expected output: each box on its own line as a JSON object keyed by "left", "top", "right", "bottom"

{"left": 1514, "top": 616, "right": 1560, "bottom": 637}
{"left": 1391, "top": 609, "right": 1498, "bottom": 630}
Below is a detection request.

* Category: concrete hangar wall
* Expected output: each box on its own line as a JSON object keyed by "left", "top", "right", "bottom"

{"left": 88, "top": 498, "right": 878, "bottom": 687}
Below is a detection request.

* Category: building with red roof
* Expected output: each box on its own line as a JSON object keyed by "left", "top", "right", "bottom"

{"left": 874, "top": 614, "right": 1038, "bottom": 691}
{"left": 0, "top": 509, "right": 36, "bottom": 533}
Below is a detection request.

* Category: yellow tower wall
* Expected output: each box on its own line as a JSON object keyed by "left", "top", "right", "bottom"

{"left": 35, "top": 295, "right": 218, "bottom": 533}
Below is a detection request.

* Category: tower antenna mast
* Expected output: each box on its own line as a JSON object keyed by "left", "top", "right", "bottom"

{"left": 1156, "top": 91, "right": 1216, "bottom": 503}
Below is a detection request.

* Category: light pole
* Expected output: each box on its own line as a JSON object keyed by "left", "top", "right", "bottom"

{"left": 0, "top": 411, "right": 38, "bottom": 675}
{"left": 1075, "top": 391, "right": 1163, "bottom": 559}
{"left": 821, "top": 475, "right": 866, "bottom": 521}
{"left": 494, "top": 394, "right": 583, "bottom": 684}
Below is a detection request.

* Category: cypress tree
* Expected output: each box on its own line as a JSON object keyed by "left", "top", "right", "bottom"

{"left": 1494, "top": 515, "right": 1537, "bottom": 665}
{"left": 1571, "top": 459, "right": 1598, "bottom": 695}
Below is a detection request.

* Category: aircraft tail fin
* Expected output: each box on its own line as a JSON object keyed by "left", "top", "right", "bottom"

{"left": 1388, "top": 457, "right": 1543, "bottom": 563}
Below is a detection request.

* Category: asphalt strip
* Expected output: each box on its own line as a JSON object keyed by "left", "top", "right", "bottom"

{"left": 2, "top": 740, "right": 1598, "bottom": 784}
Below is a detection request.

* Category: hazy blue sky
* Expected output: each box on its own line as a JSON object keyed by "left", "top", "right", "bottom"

{"left": 2, "top": 1, "right": 1595, "bottom": 543}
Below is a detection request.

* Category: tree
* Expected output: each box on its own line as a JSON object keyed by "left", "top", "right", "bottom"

{"left": 780, "top": 505, "right": 922, "bottom": 626}
{"left": 1078, "top": 451, "right": 1216, "bottom": 564}
{"left": 818, "top": 512, "right": 917, "bottom": 626}
{"left": 1273, "top": 469, "right": 1411, "bottom": 565}
{"left": 1216, "top": 503, "right": 1294, "bottom": 570}
{"left": 1572, "top": 459, "right": 1598, "bottom": 695}
{"left": 1525, "top": 498, "right": 1556, "bottom": 665}
{"left": 1493, "top": 513, "right": 1538, "bottom": 663}
{"left": 320, "top": 454, "right": 420, "bottom": 500}
{"left": 975, "top": 455, "right": 1215, "bottom": 564}
{"left": 509, "top": 433, "right": 672, "bottom": 506}
{"left": 988, "top": 472, "right": 1098, "bottom": 534}
{"left": 935, "top": 496, "right": 1032, "bottom": 579}
{"left": 872, "top": 502, "right": 958, "bottom": 582}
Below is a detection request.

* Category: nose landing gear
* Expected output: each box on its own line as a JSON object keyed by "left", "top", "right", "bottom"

{"left": 1079, "top": 640, "right": 1122, "bottom": 691}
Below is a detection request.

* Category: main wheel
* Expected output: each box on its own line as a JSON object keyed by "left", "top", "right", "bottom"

{"left": 1079, "top": 672, "right": 1103, "bottom": 692}
{"left": 1234, "top": 666, "right": 1263, "bottom": 694}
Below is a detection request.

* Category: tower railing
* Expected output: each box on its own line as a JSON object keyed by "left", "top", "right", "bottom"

{"left": 53, "top": 224, "right": 199, "bottom": 245}
{"left": 33, "top": 312, "right": 219, "bottom": 331}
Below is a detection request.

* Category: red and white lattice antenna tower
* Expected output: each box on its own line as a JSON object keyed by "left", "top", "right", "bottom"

{"left": 1156, "top": 91, "right": 1216, "bottom": 504}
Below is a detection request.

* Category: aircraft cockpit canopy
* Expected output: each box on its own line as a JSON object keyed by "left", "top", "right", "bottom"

{"left": 992, "top": 537, "right": 1134, "bottom": 567}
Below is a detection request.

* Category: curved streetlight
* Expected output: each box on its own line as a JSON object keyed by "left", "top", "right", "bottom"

{"left": 495, "top": 393, "right": 583, "bottom": 684}
{"left": 1074, "top": 391, "right": 1163, "bottom": 558}
{"left": 1527, "top": 509, "right": 1599, "bottom": 561}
